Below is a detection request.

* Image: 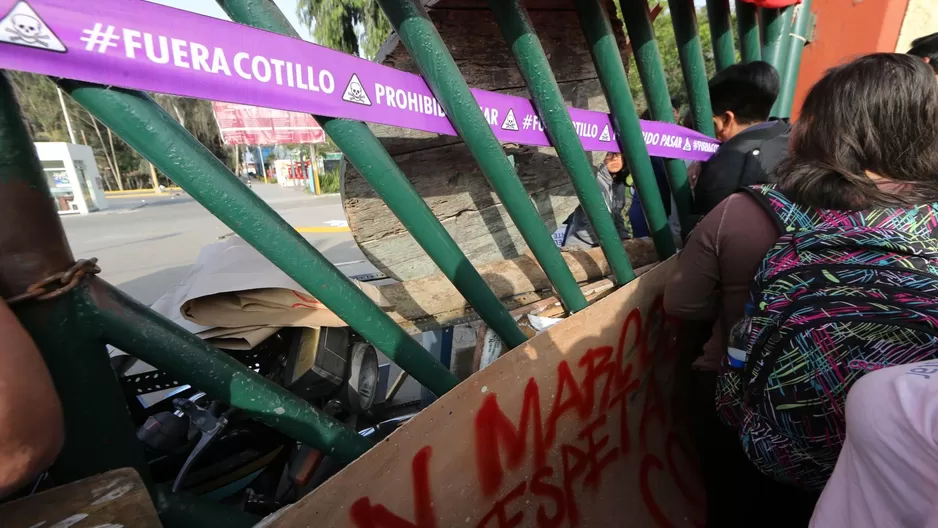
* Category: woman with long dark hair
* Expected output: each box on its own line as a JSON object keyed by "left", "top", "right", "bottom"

{"left": 664, "top": 53, "right": 938, "bottom": 527}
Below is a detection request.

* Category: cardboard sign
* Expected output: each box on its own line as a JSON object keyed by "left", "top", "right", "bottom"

{"left": 0, "top": 0, "right": 719, "bottom": 161}
{"left": 260, "top": 258, "right": 705, "bottom": 527}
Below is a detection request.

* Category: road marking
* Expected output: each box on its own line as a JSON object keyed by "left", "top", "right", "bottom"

{"left": 295, "top": 226, "right": 351, "bottom": 233}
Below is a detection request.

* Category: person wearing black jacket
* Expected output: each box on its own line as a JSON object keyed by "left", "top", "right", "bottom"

{"left": 693, "top": 61, "right": 791, "bottom": 216}
{"left": 908, "top": 32, "right": 938, "bottom": 76}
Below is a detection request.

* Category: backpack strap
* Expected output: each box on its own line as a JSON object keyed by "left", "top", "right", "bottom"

{"left": 737, "top": 185, "right": 818, "bottom": 234}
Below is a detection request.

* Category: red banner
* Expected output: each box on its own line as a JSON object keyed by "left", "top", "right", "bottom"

{"left": 212, "top": 102, "right": 325, "bottom": 145}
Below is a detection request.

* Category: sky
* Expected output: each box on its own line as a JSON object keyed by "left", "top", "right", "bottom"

{"left": 146, "top": 0, "right": 315, "bottom": 42}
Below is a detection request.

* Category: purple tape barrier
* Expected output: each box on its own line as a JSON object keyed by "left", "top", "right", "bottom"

{"left": 0, "top": 0, "right": 720, "bottom": 161}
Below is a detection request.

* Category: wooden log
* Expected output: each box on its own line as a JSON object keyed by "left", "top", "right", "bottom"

{"left": 342, "top": 1, "right": 631, "bottom": 281}
{"left": 258, "top": 257, "right": 706, "bottom": 527}
{"left": 0, "top": 468, "right": 162, "bottom": 528}
{"left": 380, "top": 237, "right": 660, "bottom": 326}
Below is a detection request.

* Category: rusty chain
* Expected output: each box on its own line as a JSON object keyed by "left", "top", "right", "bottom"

{"left": 5, "top": 258, "right": 101, "bottom": 305}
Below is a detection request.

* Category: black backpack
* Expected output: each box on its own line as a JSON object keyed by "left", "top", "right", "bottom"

{"left": 693, "top": 119, "right": 791, "bottom": 215}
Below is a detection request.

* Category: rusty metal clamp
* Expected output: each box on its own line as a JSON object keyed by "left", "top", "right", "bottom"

{"left": 6, "top": 258, "right": 101, "bottom": 305}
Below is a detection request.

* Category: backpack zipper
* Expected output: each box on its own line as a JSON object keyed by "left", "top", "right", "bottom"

{"left": 745, "top": 306, "right": 938, "bottom": 404}
{"left": 743, "top": 294, "right": 938, "bottom": 392}
{"left": 755, "top": 262, "right": 938, "bottom": 300}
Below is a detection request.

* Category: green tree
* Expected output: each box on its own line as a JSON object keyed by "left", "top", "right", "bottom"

{"left": 296, "top": 0, "right": 391, "bottom": 59}
{"left": 9, "top": 71, "right": 230, "bottom": 190}
{"left": 621, "top": 3, "right": 728, "bottom": 118}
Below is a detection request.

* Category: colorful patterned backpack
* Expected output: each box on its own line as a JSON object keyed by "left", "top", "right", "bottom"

{"left": 716, "top": 185, "right": 938, "bottom": 490}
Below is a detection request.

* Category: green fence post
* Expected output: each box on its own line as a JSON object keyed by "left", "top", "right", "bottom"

{"left": 774, "top": 0, "right": 812, "bottom": 118}
{"left": 376, "top": 0, "right": 589, "bottom": 312}
{"left": 215, "top": 0, "right": 525, "bottom": 348}
{"left": 669, "top": 0, "right": 717, "bottom": 138}
{"left": 735, "top": 0, "right": 762, "bottom": 63}
{"left": 706, "top": 0, "right": 736, "bottom": 71}
{"left": 760, "top": 6, "right": 794, "bottom": 71}
{"left": 574, "top": 0, "right": 676, "bottom": 259}
{"left": 86, "top": 280, "right": 374, "bottom": 464}
{"left": 618, "top": 0, "right": 695, "bottom": 236}
{"left": 488, "top": 0, "right": 636, "bottom": 285}
{"left": 0, "top": 73, "right": 150, "bottom": 485}
{"left": 58, "top": 80, "right": 459, "bottom": 397}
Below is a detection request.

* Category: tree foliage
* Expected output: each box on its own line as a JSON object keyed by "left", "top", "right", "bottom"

{"left": 9, "top": 71, "right": 230, "bottom": 190}
{"left": 296, "top": 0, "right": 391, "bottom": 59}
{"left": 624, "top": 2, "right": 726, "bottom": 116}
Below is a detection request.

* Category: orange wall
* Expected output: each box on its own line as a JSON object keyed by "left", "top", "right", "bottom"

{"left": 790, "top": 0, "right": 909, "bottom": 119}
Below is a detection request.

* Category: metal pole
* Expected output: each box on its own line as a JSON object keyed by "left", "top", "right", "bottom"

{"left": 0, "top": 73, "right": 149, "bottom": 485}
{"left": 310, "top": 143, "right": 321, "bottom": 195}
{"left": 574, "top": 0, "right": 676, "bottom": 258}
{"left": 488, "top": 0, "right": 636, "bottom": 285}
{"left": 706, "top": 0, "right": 736, "bottom": 71}
{"left": 149, "top": 161, "right": 161, "bottom": 193}
{"left": 57, "top": 86, "right": 77, "bottom": 144}
{"left": 735, "top": 0, "right": 762, "bottom": 63}
{"left": 375, "top": 0, "right": 589, "bottom": 312}
{"left": 87, "top": 279, "right": 373, "bottom": 464}
{"left": 760, "top": 6, "right": 793, "bottom": 71}
{"left": 255, "top": 144, "right": 266, "bottom": 182}
{"left": 774, "top": 0, "right": 813, "bottom": 118}
{"left": 618, "top": 0, "right": 695, "bottom": 235}
{"left": 58, "top": 79, "right": 459, "bottom": 397}
{"left": 669, "top": 0, "right": 717, "bottom": 138}
{"left": 768, "top": 5, "right": 797, "bottom": 117}
{"left": 215, "top": 0, "right": 528, "bottom": 349}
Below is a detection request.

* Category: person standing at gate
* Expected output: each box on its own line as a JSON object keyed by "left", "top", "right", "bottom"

{"left": 665, "top": 53, "right": 938, "bottom": 527}
{"left": 692, "top": 61, "right": 790, "bottom": 216}
{"left": 908, "top": 32, "right": 938, "bottom": 77}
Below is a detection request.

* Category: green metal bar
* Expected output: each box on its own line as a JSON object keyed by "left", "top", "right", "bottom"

{"left": 86, "top": 279, "right": 374, "bottom": 464}
{"left": 760, "top": 6, "right": 793, "bottom": 70}
{"left": 488, "top": 0, "right": 635, "bottom": 285}
{"left": 706, "top": 0, "right": 736, "bottom": 71}
{"left": 669, "top": 0, "right": 717, "bottom": 138}
{"left": 574, "top": 0, "right": 676, "bottom": 258}
{"left": 618, "top": 0, "right": 695, "bottom": 236}
{"left": 376, "top": 0, "right": 589, "bottom": 312}
{"left": 735, "top": 0, "right": 762, "bottom": 63}
{"left": 219, "top": 3, "right": 524, "bottom": 349}
{"left": 774, "top": 0, "right": 812, "bottom": 118}
{"left": 58, "top": 79, "right": 459, "bottom": 397}
{"left": 0, "top": 73, "right": 150, "bottom": 484}
{"left": 768, "top": 5, "right": 796, "bottom": 117}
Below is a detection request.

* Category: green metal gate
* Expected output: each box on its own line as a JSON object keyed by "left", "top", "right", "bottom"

{"left": 0, "top": 0, "right": 811, "bottom": 524}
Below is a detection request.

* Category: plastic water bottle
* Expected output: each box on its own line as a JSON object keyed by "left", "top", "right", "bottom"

{"left": 727, "top": 302, "right": 755, "bottom": 369}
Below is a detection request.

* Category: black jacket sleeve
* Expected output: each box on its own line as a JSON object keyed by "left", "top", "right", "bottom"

{"left": 692, "top": 147, "right": 751, "bottom": 216}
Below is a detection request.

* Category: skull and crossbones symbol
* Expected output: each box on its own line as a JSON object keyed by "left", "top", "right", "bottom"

{"left": 345, "top": 81, "right": 367, "bottom": 104}
{"left": 7, "top": 14, "right": 49, "bottom": 47}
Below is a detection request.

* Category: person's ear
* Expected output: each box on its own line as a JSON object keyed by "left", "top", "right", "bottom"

{"left": 713, "top": 111, "right": 735, "bottom": 141}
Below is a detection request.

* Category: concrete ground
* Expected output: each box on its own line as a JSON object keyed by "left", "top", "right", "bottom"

{"left": 62, "top": 183, "right": 377, "bottom": 306}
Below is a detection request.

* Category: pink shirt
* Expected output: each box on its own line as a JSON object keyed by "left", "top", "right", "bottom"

{"left": 811, "top": 360, "right": 938, "bottom": 527}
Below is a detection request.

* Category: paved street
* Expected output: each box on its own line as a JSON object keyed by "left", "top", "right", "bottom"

{"left": 61, "top": 184, "right": 377, "bottom": 306}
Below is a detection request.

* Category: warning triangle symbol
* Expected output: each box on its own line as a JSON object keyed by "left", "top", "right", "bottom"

{"left": 341, "top": 74, "right": 371, "bottom": 106}
{"left": 682, "top": 138, "right": 693, "bottom": 151}
{"left": 0, "top": 1, "right": 66, "bottom": 52}
{"left": 598, "top": 124, "right": 612, "bottom": 142}
{"left": 501, "top": 109, "right": 519, "bottom": 131}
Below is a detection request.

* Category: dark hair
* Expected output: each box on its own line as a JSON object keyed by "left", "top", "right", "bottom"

{"left": 909, "top": 32, "right": 938, "bottom": 73}
{"left": 708, "top": 61, "right": 780, "bottom": 123}
{"left": 777, "top": 53, "right": 938, "bottom": 210}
